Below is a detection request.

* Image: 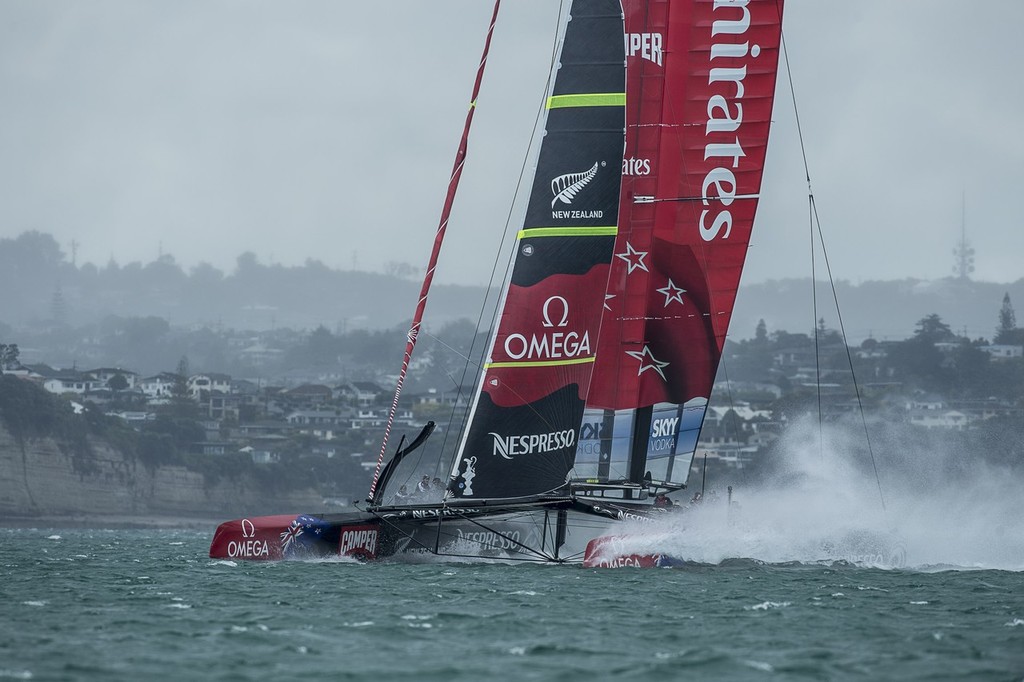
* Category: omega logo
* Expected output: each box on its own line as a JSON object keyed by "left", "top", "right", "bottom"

{"left": 541, "top": 296, "right": 569, "bottom": 328}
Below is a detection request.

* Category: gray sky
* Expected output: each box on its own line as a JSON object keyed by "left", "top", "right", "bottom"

{"left": 2, "top": 1, "right": 1022, "bottom": 286}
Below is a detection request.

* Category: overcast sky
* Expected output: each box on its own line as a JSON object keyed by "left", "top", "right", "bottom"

{"left": 2, "top": 1, "right": 1022, "bottom": 287}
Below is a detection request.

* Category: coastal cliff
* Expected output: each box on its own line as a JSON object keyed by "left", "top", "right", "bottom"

{"left": 0, "top": 425, "right": 322, "bottom": 525}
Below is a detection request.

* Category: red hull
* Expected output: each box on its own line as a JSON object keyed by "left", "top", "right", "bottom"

{"left": 583, "top": 534, "right": 684, "bottom": 568}
{"left": 209, "top": 513, "right": 381, "bottom": 562}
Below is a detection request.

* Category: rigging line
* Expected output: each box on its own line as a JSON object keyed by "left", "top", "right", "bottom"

{"left": 433, "top": 550, "right": 556, "bottom": 564}
{"left": 634, "top": 193, "right": 761, "bottom": 204}
{"left": 364, "top": 510, "right": 445, "bottom": 555}
{"left": 416, "top": 328, "right": 487, "bottom": 481}
{"left": 368, "top": 513, "right": 556, "bottom": 563}
{"left": 779, "top": 17, "right": 812, "bottom": 189}
{"left": 780, "top": 12, "right": 886, "bottom": 512}
{"left": 810, "top": 196, "right": 887, "bottom": 512}
{"left": 457, "top": 511, "right": 558, "bottom": 562}
{"left": 810, "top": 194, "right": 823, "bottom": 459}
{"left": 782, "top": 9, "right": 824, "bottom": 457}
{"left": 421, "top": 330, "right": 482, "bottom": 367}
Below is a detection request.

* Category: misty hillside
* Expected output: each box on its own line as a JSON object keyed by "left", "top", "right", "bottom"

{"left": 733, "top": 277, "right": 1024, "bottom": 343}
{"left": 2, "top": 230, "right": 1022, "bottom": 346}
{"left": 0, "top": 231, "right": 488, "bottom": 333}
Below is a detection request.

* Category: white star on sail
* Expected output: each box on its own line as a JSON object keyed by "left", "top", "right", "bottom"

{"left": 656, "top": 279, "right": 686, "bottom": 307}
{"left": 603, "top": 293, "right": 615, "bottom": 311}
{"left": 615, "top": 242, "right": 649, "bottom": 274}
{"left": 625, "top": 345, "right": 669, "bottom": 380}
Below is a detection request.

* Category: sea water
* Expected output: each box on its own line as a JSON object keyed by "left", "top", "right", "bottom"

{"left": 2, "top": 526, "right": 1023, "bottom": 681}
{"left": 5, "top": 425, "right": 1024, "bottom": 681}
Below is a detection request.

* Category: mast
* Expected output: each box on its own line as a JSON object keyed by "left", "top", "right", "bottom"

{"left": 952, "top": 191, "right": 974, "bottom": 281}
{"left": 367, "top": 1, "right": 502, "bottom": 502}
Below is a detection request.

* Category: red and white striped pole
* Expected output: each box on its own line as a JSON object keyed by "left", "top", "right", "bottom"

{"left": 367, "top": 0, "right": 501, "bottom": 502}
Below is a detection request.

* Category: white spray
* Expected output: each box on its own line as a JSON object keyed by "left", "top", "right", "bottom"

{"left": 609, "top": 419, "right": 1024, "bottom": 571}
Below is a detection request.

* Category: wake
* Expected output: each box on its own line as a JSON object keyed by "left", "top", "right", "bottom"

{"left": 612, "top": 421, "right": 1024, "bottom": 572}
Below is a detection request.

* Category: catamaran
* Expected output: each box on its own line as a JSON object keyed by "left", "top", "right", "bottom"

{"left": 210, "top": 0, "right": 784, "bottom": 566}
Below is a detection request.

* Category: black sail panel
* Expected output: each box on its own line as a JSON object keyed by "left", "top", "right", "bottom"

{"left": 449, "top": 0, "right": 626, "bottom": 500}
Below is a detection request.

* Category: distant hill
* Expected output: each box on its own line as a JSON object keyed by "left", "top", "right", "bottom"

{"left": 2, "top": 230, "right": 1021, "bottom": 343}
{"left": 0, "top": 231, "right": 491, "bottom": 333}
{"left": 732, "top": 277, "right": 1024, "bottom": 344}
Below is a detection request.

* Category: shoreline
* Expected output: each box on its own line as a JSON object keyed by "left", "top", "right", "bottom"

{"left": 0, "top": 513, "right": 225, "bottom": 531}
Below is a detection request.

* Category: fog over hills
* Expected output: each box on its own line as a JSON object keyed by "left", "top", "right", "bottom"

{"left": 733, "top": 277, "right": 1024, "bottom": 344}
{"left": 1, "top": 231, "right": 1022, "bottom": 350}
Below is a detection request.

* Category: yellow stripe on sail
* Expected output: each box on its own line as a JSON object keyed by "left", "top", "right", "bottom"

{"left": 486, "top": 356, "right": 596, "bottom": 370}
{"left": 546, "top": 93, "right": 626, "bottom": 109}
{"left": 518, "top": 226, "right": 618, "bottom": 239}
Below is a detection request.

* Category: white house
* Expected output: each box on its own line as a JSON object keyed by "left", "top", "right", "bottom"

{"left": 982, "top": 344, "right": 1024, "bottom": 360}
{"left": 188, "top": 373, "right": 232, "bottom": 399}
{"left": 140, "top": 373, "right": 182, "bottom": 401}
{"left": 86, "top": 367, "right": 139, "bottom": 389}
{"left": 43, "top": 372, "right": 99, "bottom": 395}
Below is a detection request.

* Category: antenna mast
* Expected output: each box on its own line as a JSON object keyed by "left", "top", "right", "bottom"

{"left": 952, "top": 191, "right": 974, "bottom": 281}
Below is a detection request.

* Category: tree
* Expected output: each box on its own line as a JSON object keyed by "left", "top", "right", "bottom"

{"left": 754, "top": 319, "right": 768, "bottom": 345}
{"left": 912, "top": 313, "right": 954, "bottom": 344}
{"left": 995, "top": 292, "right": 1017, "bottom": 344}
{"left": 307, "top": 325, "right": 338, "bottom": 366}
{"left": 169, "top": 356, "right": 196, "bottom": 417}
{"left": 0, "top": 343, "right": 19, "bottom": 369}
{"left": 884, "top": 314, "right": 956, "bottom": 392}
{"left": 384, "top": 261, "right": 418, "bottom": 279}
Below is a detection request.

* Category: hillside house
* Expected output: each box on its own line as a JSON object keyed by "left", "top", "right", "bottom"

{"left": 188, "top": 373, "right": 232, "bottom": 400}
{"left": 982, "top": 344, "right": 1024, "bottom": 360}
{"left": 43, "top": 371, "right": 99, "bottom": 395}
{"left": 338, "top": 382, "right": 384, "bottom": 407}
{"left": 86, "top": 367, "right": 138, "bottom": 389}
{"left": 140, "top": 373, "right": 182, "bottom": 401}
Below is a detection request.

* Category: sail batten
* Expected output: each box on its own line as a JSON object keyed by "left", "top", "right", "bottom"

{"left": 547, "top": 93, "right": 627, "bottom": 109}
{"left": 518, "top": 226, "right": 619, "bottom": 239}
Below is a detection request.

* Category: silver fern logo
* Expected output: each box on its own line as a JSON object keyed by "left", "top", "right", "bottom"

{"left": 551, "top": 162, "right": 599, "bottom": 208}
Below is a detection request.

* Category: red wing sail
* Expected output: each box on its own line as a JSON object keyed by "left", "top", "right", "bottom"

{"left": 582, "top": 0, "right": 784, "bottom": 485}
{"left": 449, "top": 0, "right": 626, "bottom": 500}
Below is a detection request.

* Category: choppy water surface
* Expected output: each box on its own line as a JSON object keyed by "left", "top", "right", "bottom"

{"left": 2, "top": 527, "right": 1023, "bottom": 681}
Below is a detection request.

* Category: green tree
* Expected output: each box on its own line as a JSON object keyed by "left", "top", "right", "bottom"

{"left": 885, "top": 314, "right": 955, "bottom": 392}
{"left": 995, "top": 292, "right": 1017, "bottom": 344}
{"left": 913, "top": 313, "right": 954, "bottom": 343}
{"left": 169, "top": 356, "right": 196, "bottom": 417}
{"left": 307, "top": 325, "right": 338, "bottom": 367}
{"left": 754, "top": 318, "right": 768, "bottom": 345}
{"left": 0, "top": 343, "right": 19, "bottom": 369}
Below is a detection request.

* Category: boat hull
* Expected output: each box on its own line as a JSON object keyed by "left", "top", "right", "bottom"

{"left": 581, "top": 534, "right": 687, "bottom": 568}
{"left": 209, "top": 499, "right": 672, "bottom": 564}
